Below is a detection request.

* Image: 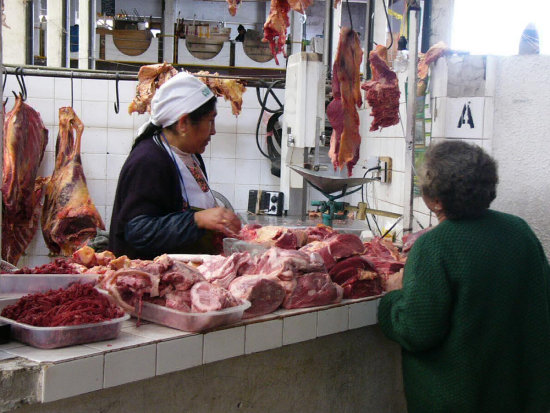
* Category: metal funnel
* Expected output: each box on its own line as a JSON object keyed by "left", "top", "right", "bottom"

{"left": 290, "top": 165, "right": 378, "bottom": 195}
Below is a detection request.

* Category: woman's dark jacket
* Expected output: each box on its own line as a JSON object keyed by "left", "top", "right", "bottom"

{"left": 109, "top": 136, "right": 209, "bottom": 259}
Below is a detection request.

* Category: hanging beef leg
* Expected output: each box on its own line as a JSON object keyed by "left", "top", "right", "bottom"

{"left": 41, "top": 107, "right": 105, "bottom": 256}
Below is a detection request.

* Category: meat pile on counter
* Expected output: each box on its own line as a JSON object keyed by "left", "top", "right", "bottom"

{"left": 1, "top": 283, "right": 124, "bottom": 327}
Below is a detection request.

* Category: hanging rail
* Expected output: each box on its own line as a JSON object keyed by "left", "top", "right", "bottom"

{"left": 1, "top": 64, "right": 286, "bottom": 87}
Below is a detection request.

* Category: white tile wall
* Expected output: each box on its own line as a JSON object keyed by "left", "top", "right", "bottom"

{"left": 157, "top": 335, "right": 203, "bottom": 375}
{"left": 317, "top": 306, "right": 349, "bottom": 337}
{"left": 245, "top": 319, "right": 283, "bottom": 354}
{"left": 103, "top": 344, "right": 156, "bottom": 388}
{"left": 42, "top": 355, "right": 104, "bottom": 402}
{"left": 203, "top": 326, "right": 245, "bottom": 364}
{"left": 350, "top": 299, "right": 379, "bottom": 329}
{"left": 282, "top": 312, "right": 317, "bottom": 345}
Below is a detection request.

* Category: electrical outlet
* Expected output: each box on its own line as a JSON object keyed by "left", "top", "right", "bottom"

{"left": 379, "top": 156, "right": 392, "bottom": 183}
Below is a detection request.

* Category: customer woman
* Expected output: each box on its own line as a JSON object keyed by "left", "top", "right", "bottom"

{"left": 109, "top": 72, "right": 241, "bottom": 259}
{"left": 378, "top": 140, "right": 550, "bottom": 413}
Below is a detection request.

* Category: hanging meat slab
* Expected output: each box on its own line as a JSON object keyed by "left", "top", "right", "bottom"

{"left": 361, "top": 45, "right": 401, "bottom": 132}
{"left": 42, "top": 107, "right": 105, "bottom": 256}
{"left": 287, "top": 0, "right": 313, "bottom": 14}
{"left": 326, "top": 27, "right": 363, "bottom": 176}
{"left": 128, "top": 63, "right": 178, "bottom": 115}
{"left": 1, "top": 95, "right": 49, "bottom": 264}
{"left": 196, "top": 71, "right": 246, "bottom": 116}
{"left": 263, "top": 0, "right": 291, "bottom": 65}
{"left": 226, "top": 0, "right": 242, "bottom": 16}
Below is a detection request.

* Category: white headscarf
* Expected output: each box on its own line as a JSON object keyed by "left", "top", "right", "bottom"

{"left": 149, "top": 72, "right": 214, "bottom": 128}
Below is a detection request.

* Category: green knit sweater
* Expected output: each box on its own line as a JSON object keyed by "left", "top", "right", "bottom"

{"left": 378, "top": 210, "right": 550, "bottom": 413}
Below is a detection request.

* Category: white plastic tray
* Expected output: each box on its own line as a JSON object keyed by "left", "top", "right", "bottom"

{"left": 0, "top": 274, "right": 99, "bottom": 295}
{"left": 133, "top": 299, "right": 251, "bottom": 333}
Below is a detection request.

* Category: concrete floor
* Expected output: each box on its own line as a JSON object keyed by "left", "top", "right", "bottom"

{"left": 8, "top": 326, "right": 407, "bottom": 413}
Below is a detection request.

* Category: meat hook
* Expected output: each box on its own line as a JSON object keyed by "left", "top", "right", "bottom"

{"left": 14, "top": 67, "right": 27, "bottom": 101}
{"left": 113, "top": 72, "right": 120, "bottom": 114}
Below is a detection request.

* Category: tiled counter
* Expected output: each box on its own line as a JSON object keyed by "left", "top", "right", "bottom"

{"left": 0, "top": 297, "right": 404, "bottom": 413}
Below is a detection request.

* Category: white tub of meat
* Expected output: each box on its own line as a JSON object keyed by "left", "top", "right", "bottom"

{"left": 133, "top": 300, "right": 251, "bottom": 333}
{"left": 0, "top": 274, "right": 99, "bottom": 295}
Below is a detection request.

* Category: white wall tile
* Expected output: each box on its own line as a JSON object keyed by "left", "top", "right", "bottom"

{"left": 430, "top": 97, "right": 447, "bottom": 138}
{"left": 237, "top": 108, "right": 261, "bottom": 134}
{"left": 28, "top": 98, "right": 56, "bottom": 127}
{"left": 25, "top": 76, "right": 55, "bottom": 99}
{"left": 86, "top": 179, "right": 107, "bottom": 206}
{"left": 37, "top": 150, "right": 55, "bottom": 177}
{"left": 80, "top": 101, "right": 109, "bottom": 128}
{"left": 483, "top": 97, "right": 494, "bottom": 141}
{"left": 106, "top": 154, "right": 127, "bottom": 180}
{"left": 350, "top": 299, "right": 379, "bottom": 329}
{"left": 282, "top": 312, "right": 317, "bottom": 345}
{"left": 123, "top": 324, "right": 188, "bottom": 341}
{"left": 106, "top": 179, "right": 119, "bottom": 206}
{"left": 317, "top": 306, "right": 349, "bottom": 337}
{"left": 42, "top": 355, "right": 103, "bottom": 403}
{"left": 234, "top": 184, "right": 259, "bottom": 211}
{"left": 54, "top": 78, "right": 82, "bottom": 101}
{"left": 157, "top": 335, "right": 203, "bottom": 376}
{"left": 108, "top": 105, "right": 134, "bottom": 129}
{"left": 236, "top": 133, "right": 262, "bottom": 160}
{"left": 82, "top": 79, "right": 109, "bottom": 102}
{"left": 209, "top": 183, "right": 235, "bottom": 208}
{"left": 215, "top": 106, "right": 238, "bottom": 134}
{"left": 235, "top": 159, "right": 261, "bottom": 185}
{"left": 210, "top": 133, "right": 237, "bottom": 158}
{"left": 108, "top": 79, "right": 138, "bottom": 103}
{"left": 107, "top": 128, "right": 133, "bottom": 154}
{"left": 133, "top": 113, "right": 149, "bottom": 132}
{"left": 240, "top": 88, "right": 261, "bottom": 109}
{"left": 203, "top": 326, "right": 245, "bottom": 364}
{"left": 444, "top": 97, "right": 484, "bottom": 139}
{"left": 81, "top": 154, "right": 107, "bottom": 180}
{"left": 245, "top": 319, "right": 283, "bottom": 354}
{"left": 209, "top": 158, "right": 236, "bottom": 184}
{"left": 81, "top": 127, "right": 108, "bottom": 154}
{"left": 5, "top": 345, "right": 100, "bottom": 363}
{"left": 103, "top": 344, "right": 156, "bottom": 388}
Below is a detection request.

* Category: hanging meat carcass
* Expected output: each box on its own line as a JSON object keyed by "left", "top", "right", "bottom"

{"left": 41, "top": 107, "right": 105, "bottom": 256}
{"left": 1, "top": 95, "right": 49, "bottom": 264}
{"left": 226, "top": 0, "right": 241, "bottom": 16}
{"left": 128, "top": 63, "right": 178, "bottom": 115}
{"left": 263, "top": 0, "right": 313, "bottom": 64}
{"left": 196, "top": 71, "right": 246, "bottom": 116}
{"left": 361, "top": 45, "right": 401, "bottom": 132}
{"left": 326, "top": 27, "right": 363, "bottom": 176}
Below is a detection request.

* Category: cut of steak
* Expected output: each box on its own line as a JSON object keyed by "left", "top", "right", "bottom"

{"left": 361, "top": 45, "right": 400, "bottom": 131}
{"left": 196, "top": 252, "right": 251, "bottom": 289}
{"left": 254, "top": 247, "right": 325, "bottom": 281}
{"left": 282, "top": 272, "right": 343, "bottom": 309}
{"left": 229, "top": 274, "right": 285, "bottom": 318}
{"left": 2, "top": 95, "right": 49, "bottom": 264}
{"left": 239, "top": 224, "right": 298, "bottom": 249}
{"left": 328, "top": 255, "right": 382, "bottom": 299}
{"left": 41, "top": 107, "right": 105, "bottom": 256}
{"left": 128, "top": 63, "right": 178, "bottom": 114}
{"left": 299, "top": 233, "right": 365, "bottom": 271}
{"left": 191, "top": 281, "right": 240, "bottom": 313}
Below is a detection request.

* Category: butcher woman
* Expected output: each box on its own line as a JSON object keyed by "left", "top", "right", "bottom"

{"left": 378, "top": 140, "right": 550, "bottom": 413}
{"left": 109, "top": 72, "right": 241, "bottom": 259}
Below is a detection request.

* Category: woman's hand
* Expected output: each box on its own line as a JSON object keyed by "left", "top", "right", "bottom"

{"left": 383, "top": 268, "right": 404, "bottom": 292}
{"left": 194, "top": 207, "right": 242, "bottom": 237}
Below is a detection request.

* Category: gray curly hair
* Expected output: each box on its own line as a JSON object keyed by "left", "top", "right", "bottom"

{"left": 418, "top": 140, "right": 498, "bottom": 220}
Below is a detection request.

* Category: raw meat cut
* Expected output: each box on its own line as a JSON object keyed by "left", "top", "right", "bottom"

{"left": 226, "top": 0, "right": 241, "bottom": 16}
{"left": 362, "top": 237, "right": 405, "bottom": 276}
{"left": 402, "top": 227, "right": 432, "bottom": 253}
{"left": 191, "top": 281, "right": 240, "bottom": 312}
{"left": 196, "top": 252, "right": 251, "bottom": 289}
{"left": 282, "top": 272, "right": 343, "bottom": 309}
{"left": 239, "top": 224, "right": 298, "bottom": 249}
{"left": 41, "top": 107, "right": 105, "bottom": 256}
{"left": 361, "top": 45, "right": 400, "bottom": 131}
{"left": 287, "top": 0, "right": 313, "bottom": 14}
{"left": 417, "top": 41, "right": 448, "bottom": 95}
{"left": 328, "top": 255, "right": 382, "bottom": 299}
{"left": 299, "top": 233, "right": 365, "bottom": 270}
{"left": 253, "top": 247, "right": 325, "bottom": 280}
{"left": 327, "top": 28, "right": 363, "bottom": 175}
{"left": 128, "top": 63, "right": 178, "bottom": 114}
{"left": 263, "top": 0, "right": 290, "bottom": 65}
{"left": 229, "top": 274, "right": 285, "bottom": 318}
{"left": 1, "top": 95, "right": 49, "bottom": 264}
{"left": 196, "top": 71, "right": 246, "bottom": 115}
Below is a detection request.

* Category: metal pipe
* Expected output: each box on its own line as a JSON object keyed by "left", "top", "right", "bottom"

{"left": 402, "top": 1, "right": 421, "bottom": 235}
{"left": 1, "top": 64, "right": 286, "bottom": 88}
{"left": 88, "top": 0, "right": 96, "bottom": 69}
{"left": 26, "top": 0, "right": 34, "bottom": 65}
{"left": 0, "top": 11, "right": 3, "bottom": 256}
{"left": 323, "top": 0, "right": 334, "bottom": 79}
{"left": 364, "top": 0, "right": 375, "bottom": 79}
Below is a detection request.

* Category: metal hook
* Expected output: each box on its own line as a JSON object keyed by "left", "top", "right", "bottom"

{"left": 114, "top": 73, "right": 120, "bottom": 114}
{"left": 14, "top": 67, "right": 27, "bottom": 101}
{"left": 70, "top": 71, "right": 74, "bottom": 108}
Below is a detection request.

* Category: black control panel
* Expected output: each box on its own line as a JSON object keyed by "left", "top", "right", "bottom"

{"left": 247, "top": 190, "right": 284, "bottom": 216}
